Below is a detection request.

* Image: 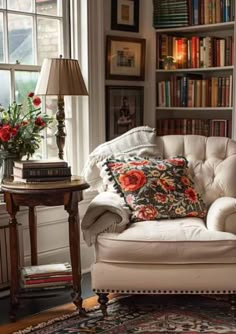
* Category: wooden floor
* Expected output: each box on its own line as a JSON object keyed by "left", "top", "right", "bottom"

{"left": 1, "top": 294, "right": 112, "bottom": 334}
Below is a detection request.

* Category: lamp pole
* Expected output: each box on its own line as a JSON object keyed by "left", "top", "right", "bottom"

{"left": 56, "top": 94, "right": 66, "bottom": 160}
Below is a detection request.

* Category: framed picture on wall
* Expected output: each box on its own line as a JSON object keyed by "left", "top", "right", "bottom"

{"left": 111, "top": 0, "right": 140, "bottom": 32}
{"left": 106, "top": 86, "right": 144, "bottom": 140}
{"left": 106, "top": 36, "right": 146, "bottom": 80}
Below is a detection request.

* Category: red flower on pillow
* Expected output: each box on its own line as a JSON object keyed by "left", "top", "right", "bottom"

{"left": 108, "top": 162, "right": 124, "bottom": 169}
{"left": 187, "top": 211, "right": 199, "bottom": 217}
{"left": 167, "top": 157, "right": 186, "bottom": 166}
{"left": 155, "top": 193, "right": 168, "bottom": 203}
{"left": 181, "top": 176, "right": 191, "bottom": 186}
{"left": 137, "top": 205, "right": 158, "bottom": 220}
{"left": 185, "top": 188, "right": 198, "bottom": 203}
{"left": 129, "top": 160, "right": 150, "bottom": 166}
{"left": 156, "top": 163, "right": 167, "bottom": 170}
{"left": 159, "top": 176, "right": 175, "bottom": 191}
{"left": 119, "top": 169, "right": 147, "bottom": 191}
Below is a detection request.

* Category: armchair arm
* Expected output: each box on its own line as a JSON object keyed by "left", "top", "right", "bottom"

{"left": 206, "top": 197, "right": 236, "bottom": 234}
{"left": 81, "top": 192, "right": 131, "bottom": 246}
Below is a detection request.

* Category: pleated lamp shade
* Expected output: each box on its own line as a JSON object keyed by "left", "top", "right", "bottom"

{"left": 35, "top": 58, "right": 88, "bottom": 96}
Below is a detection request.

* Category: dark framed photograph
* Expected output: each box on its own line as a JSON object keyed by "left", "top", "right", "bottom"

{"left": 111, "top": 0, "right": 139, "bottom": 32}
{"left": 106, "top": 86, "right": 144, "bottom": 140}
{"left": 106, "top": 36, "right": 145, "bottom": 81}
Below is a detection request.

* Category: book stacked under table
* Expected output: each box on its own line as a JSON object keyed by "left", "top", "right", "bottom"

{"left": 21, "top": 263, "right": 73, "bottom": 291}
{"left": 13, "top": 159, "right": 72, "bottom": 183}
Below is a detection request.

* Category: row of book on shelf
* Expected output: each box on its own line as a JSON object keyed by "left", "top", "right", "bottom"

{"left": 20, "top": 263, "right": 73, "bottom": 290}
{"left": 188, "top": 0, "right": 234, "bottom": 25}
{"left": 158, "top": 34, "right": 234, "bottom": 69}
{"left": 156, "top": 118, "right": 230, "bottom": 137}
{"left": 157, "top": 75, "right": 232, "bottom": 108}
{"left": 13, "top": 159, "right": 72, "bottom": 183}
{"left": 153, "top": 0, "right": 234, "bottom": 29}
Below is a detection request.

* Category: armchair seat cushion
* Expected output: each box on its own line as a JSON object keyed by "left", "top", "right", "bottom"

{"left": 96, "top": 218, "right": 236, "bottom": 265}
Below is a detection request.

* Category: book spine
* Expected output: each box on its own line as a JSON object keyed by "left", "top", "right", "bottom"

{"left": 14, "top": 162, "right": 68, "bottom": 169}
{"left": 193, "top": 0, "right": 199, "bottom": 24}
{"left": 14, "top": 176, "right": 72, "bottom": 183}
{"left": 204, "top": 0, "right": 210, "bottom": 24}
{"left": 13, "top": 167, "right": 71, "bottom": 178}
{"left": 24, "top": 272, "right": 72, "bottom": 279}
{"left": 23, "top": 276, "right": 73, "bottom": 285}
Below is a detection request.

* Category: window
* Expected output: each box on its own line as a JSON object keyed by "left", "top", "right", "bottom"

{"left": 0, "top": 0, "right": 70, "bottom": 159}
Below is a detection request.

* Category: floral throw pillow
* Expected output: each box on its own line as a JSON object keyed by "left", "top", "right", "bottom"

{"left": 103, "top": 156, "right": 207, "bottom": 222}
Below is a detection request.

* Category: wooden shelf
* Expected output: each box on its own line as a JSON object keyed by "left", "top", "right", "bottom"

{"left": 156, "top": 107, "right": 233, "bottom": 111}
{"left": 155, "top": 21, "right": 235, "bottom": 33}
{"left": 156, "top": 66, "right": 234, "bottom": 73}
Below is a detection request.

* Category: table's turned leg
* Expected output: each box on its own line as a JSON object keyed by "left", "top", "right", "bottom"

{"left": 64, "top": 192, "right": 84, "bottom": 313}
{"left": 29, "top": 206, "right": 38, "bottom": 265}
{"left": 5, "top": 193, "right": 20, "bottom": 322}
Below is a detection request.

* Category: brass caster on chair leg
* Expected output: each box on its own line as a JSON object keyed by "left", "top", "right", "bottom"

{"left": 97, "top": 293, "right": 109, "bottom": 317}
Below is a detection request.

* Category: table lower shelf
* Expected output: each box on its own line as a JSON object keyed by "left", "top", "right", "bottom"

{"left": 18, "top": 285, "right": 73, "bottom": 299}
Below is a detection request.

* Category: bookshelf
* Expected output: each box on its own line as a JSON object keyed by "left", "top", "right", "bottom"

{"left": 154, "top": 1, "right": 236, "bottom": 138}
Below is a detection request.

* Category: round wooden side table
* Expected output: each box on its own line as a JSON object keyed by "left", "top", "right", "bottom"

{"left": 1, "top": 176, "right": 90, "bottom": 321}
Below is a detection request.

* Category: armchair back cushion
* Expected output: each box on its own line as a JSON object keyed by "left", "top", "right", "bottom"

{"left": 83, "top": 126, "right": 236, "bottom": 207}
{"left": 155, "top": 135, "right": 236, "bottom": 206}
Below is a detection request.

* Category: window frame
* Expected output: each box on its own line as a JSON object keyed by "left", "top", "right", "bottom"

{"left": 0, "top": 0, "right": 72, "bottom": 160}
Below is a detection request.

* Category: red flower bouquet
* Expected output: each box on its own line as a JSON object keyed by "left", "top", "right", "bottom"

{"left": 0, "top": 93, "right": 53, "bottom": 158}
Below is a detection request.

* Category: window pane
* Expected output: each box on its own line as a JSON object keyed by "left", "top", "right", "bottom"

{"left": 33, "top": 141, "right": 43, "bottom": 159}
{"left": 0, "top": 13, "right": 3, "bottom": 62}
{"left": 47, "top": 135, "right": 57, "bottom": 158}
{"left": 36, "top": 0, "right": 62, "bottom": 16}
{"left": 7, "top": 0, "right": 32, "bottom": 12}
{"left": 15, "top": 71, "right": 39, "bottom": 104}
{"left": 8, "top": 14, "right": 33, "bottom": 64}
{"left": 0, "top": 70, "right": 11, "bottom": 108}
{"left": 46, "top": 96, "right": 57, "bottom": 158}
{"left": 37, "top": 17, "right": 60, "bottom": 65}
{"left": 0, "top": 0, "right": 3, "bottom": 8}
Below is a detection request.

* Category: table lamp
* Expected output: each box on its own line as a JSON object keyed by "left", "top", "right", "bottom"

{"left": 35, "top": 56, "right": 88, "bottom": 160}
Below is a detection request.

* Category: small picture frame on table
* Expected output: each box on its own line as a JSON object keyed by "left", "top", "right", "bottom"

{"left": 111, "top": 0, "right": 139, "bottom": 32}
{"left": 106, "top": 35, "right": 145, "bottom": 80}
{"left": 106, "top": 86, "right": 144, "bottom": 140}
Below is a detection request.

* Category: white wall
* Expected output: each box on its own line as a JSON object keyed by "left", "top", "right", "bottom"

{"left": 89, "top": 0, "right": 156, "bottom": 151}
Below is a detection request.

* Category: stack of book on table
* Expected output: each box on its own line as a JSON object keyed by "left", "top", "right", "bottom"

{"left": 13, "top": 159, "right": 71, "bottom": 183}
{"left": 21, "top": 263, "right": 73, "bottom": 290}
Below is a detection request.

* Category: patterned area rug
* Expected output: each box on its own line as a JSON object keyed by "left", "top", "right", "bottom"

{"left": 13, "top": 295, "right": 236, "bottom": 333}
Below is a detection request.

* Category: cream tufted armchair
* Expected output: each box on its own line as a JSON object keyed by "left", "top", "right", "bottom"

{"left": 81, "top": 127, "right": 236, "bottom": 316}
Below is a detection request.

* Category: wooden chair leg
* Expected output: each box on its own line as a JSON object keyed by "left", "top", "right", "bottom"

{"left": 97, "top": 293, "right": 109, "bottom": 317}
{"left": 230, "top": 294, "right": 236, "bottom": 320}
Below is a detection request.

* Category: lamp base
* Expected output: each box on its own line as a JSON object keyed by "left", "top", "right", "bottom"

{"left": 56, "top": 95, "right": 66, "bottom": 160}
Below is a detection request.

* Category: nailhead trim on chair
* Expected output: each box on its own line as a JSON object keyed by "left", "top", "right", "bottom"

{"left": 93, "top": 288, "right": 236, "bottom": 294}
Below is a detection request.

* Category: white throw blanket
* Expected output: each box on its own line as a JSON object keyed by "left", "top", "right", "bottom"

{"left": 81, "top": 192, "right": 131, "bottom": 246}
{"left": 82, "top": 126, "right": 159, "bottom": 191}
